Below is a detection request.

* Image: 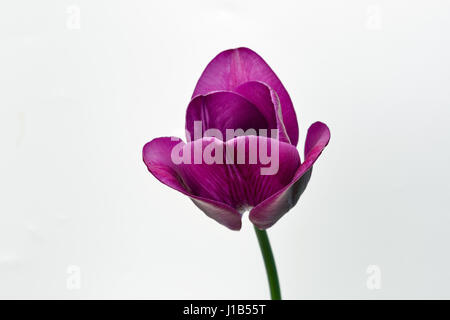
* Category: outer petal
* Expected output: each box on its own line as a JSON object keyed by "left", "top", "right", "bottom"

{"left": 143, "top": 137, "right": 242, "bottom": 230}
{"left": 143, "top": 136, "right": 302, "bottom": 230}
{"left": 249, "top": 122, "right": 330, "bottom": 229}
{"left": 185, "top": 91, "right": 271, "bottom": 142}
{"left": 192, "top": 47, "right": 299, "bottom": 146}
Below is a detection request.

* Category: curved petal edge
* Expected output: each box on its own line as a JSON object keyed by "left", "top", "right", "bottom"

{"left": 142, "top": 137, "right": 242, "bottom": 230}
{"left": 193, "top": 47, "right": 299, "bottom": 146}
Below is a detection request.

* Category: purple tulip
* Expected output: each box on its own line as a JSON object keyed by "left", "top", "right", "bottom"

{"left": 143, "top": 48, "right": 330, "bottom": 231}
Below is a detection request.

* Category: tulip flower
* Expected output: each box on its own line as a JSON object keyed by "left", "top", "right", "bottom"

{"left": 142, "top": 48, "right": 330, "bottom": 299}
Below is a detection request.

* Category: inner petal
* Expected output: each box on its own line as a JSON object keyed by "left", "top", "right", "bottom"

{"left": 186, "top": 91, "right": 273, "bottom": 142}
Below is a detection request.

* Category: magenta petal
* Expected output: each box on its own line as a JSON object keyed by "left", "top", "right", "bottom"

{"left": 223, "top": 136, "right": 301, "bottom": 208}
{"left": 193, "top": 47, "right": 299, "bottom": 146}
{"left": 249, "top": 122, "right": 330, "bottom": 229}
{"left": 185, "top": 91, "right": 270, "bottom": 142}
{"left": 143, "top": 137, "right": 242, "bottom": 230}
{"left": 143, "top": 136, "right": 303, "bottom": 230}
{"left": 235, "top": 81, "right": 291, "bottom": 144}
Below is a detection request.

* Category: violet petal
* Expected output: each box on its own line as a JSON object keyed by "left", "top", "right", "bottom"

{"left": 192, "top": 47, "right": 299, "bottom": 146}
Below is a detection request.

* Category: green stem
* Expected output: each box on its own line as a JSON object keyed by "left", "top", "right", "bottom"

{"left": 254, "top": 226, "right": 281, "bottom": 300}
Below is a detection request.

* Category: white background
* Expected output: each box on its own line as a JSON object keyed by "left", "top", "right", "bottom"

{"left": 1, "top": 0, "right": 449, "bottom": 299}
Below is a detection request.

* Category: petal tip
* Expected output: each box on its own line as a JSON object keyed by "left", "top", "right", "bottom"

{"left": 305, "top": 122, "right": 331, "bottom": 157}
